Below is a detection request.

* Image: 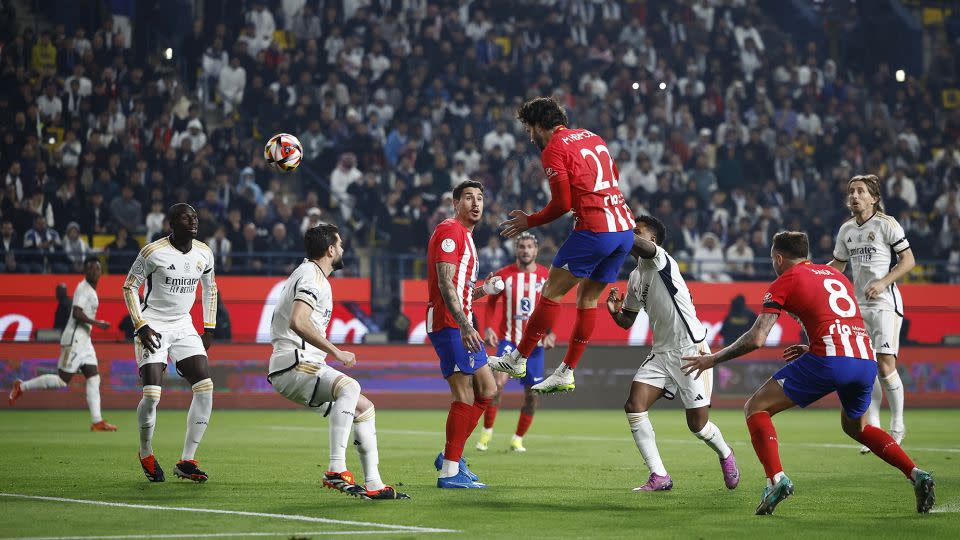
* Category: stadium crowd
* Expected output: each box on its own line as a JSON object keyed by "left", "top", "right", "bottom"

{"left": 1, "top": 0, "right": 959, "bottom": 283}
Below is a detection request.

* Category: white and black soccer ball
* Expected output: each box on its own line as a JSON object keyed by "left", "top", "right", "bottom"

{"left": 264, "top": 133, "right": 303, "bottom": 172}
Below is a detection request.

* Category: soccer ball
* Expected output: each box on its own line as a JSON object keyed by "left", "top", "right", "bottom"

{"left": 264, "top": 133, "right": 303, "bottom": 172}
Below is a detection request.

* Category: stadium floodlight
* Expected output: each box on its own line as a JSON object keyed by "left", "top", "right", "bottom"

{"left": 658, "top": 82, "right": 666, "bottom": 90}
{"left": 164, "top": 48, "right": 173, "bottom": 60}
{"left": 632, "top": 82, "right": 640, "bottom": 90}
{"left": 895, "top": 69, "right": 906, "bottom": 82}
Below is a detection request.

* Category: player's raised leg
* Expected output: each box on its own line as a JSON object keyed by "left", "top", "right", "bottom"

{"left": 9, "top": 372, "right": 67, "bottom": 405}
{"left": 137, "top": 363, "right": 165, "bottom": 482}
{"left": 174, "top": 354, "right": 213, "bottom": 482}
{"left": 744, "top": 378, "right": 798, "bottom": 515}
{"left": 624, "top": 381, "right": 672, "bottom": 491}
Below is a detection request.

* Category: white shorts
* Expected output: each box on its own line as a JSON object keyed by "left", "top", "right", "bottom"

{"left": 634, "top": 342, "right": 713, "bottom": 409}
{"left": 57, "top": 344, "right": 97, "bottom": 373}
{"left": 862, "top": 309, "right": 902, "bottom": 357}
{"left": 135, "top": 320, "right": 206, "bottom": 368}
{"left": 267, "top": 349, "right": 344, "bottom": 411}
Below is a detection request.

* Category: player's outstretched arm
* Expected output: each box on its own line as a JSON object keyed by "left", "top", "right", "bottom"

{"left": 437, "top": 261, "right": 483, "bottom": 352}
{"left": 289, "top": 300, "right": 355, "bottom": 367}
{"left": 606, "top": 287, "right": 638, "bottom": 329}
{"left": 501, "top": 177, "right": 572, "bottom": 237}
{"left": 72, "top": 305, "right": 109, "bottom": 330}
{"left": 630, "top": 235, "right": 657, "bottom": 260}
{"left": 681, "top": 312, "right": 779, "bottom": 379}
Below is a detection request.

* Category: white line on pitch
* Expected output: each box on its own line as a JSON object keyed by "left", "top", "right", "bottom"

{"left": 265, "top": 425, "right": 960, "bottom": 453}
{"left": 0, "top": 532, "right": 421, "bottom": 540}
{"left": 0, "top": 493, "right": 457, "bottom": 534}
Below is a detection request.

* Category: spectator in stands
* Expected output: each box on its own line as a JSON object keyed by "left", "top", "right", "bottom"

{"left": 23, "top": 215, "right": 65, "bottom": 273}
{"left": 218, "top": 55, "right": 246, "bottom": 116}
{"left": 207, "top": 225, "right": 232, "bottom": 274}
{"left": 330, "top": 152, "right": 362, "bottom": 218}
{"left": 62, "top": 222, "right": 90, "bottom": 273}
{"left": 53, "top": 283, "right": 71, "bottom": 331}
{"left": 720, "top": 294, "right": 757, "bottom": 346}
{"left": 104, "top": 226, "right": 138, "bottom": 275}
{"left": 0, "top": 220, "right": 19, "bottom": 272}
{"left": 110, "top": 185, "right": 143, "bottom": 233}
{"left": 478, "top": 236, "right": 508, "bottom": 275}
{"left": 693, "top": 232, "right": 731, "bottom": 282}
{"left": 236, "top": 222, "right": 265, "bottom": 274}
{"left": 268, "top": 222, "right": 296, "bottom": 275}
{"left": 725, "top": 235, "right": 755, "bottom": 279}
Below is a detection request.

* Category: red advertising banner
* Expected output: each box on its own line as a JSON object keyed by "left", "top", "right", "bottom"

{"left": 0, "top": 275, "right": 371, "bottom": 344}
{"left": 401, "top": 280, "right": 960, "bottom": 346}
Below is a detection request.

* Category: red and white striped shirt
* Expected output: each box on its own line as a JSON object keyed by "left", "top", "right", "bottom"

{"left": 484, "top": 263, "right": 549, "bottom": 343}
{"left": 761, "top": 261, "right": 875, "bottom": 360}
{"left": 426, "top": 218, "right": 478, "bottom": 332}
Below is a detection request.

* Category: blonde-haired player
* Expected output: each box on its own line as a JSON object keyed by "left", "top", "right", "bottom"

{"left": 9, "top": 259, "right": 117, "bottom": 432}
{"left": 268, "top": 223, "right": 408, "bottom": 499}
{"left": 122, "top": 203, "right": 218, "bottom": 483}
{"left": 829, "top": 175, "right": 915, "bottom": 450}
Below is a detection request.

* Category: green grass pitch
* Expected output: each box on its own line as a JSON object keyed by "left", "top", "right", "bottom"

{"left": 1, "top": 408, "right": 958, "bottom": 539}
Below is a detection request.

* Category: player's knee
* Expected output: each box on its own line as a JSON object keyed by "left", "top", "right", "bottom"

{"left": 333, "top": 376, "right": 361, "bottom": 400}
{"left": 624, "top": 398, "right": 647, "bottom": 414}
{"left": 743, "top": 399, "right": 757, "bottom": 418}
{"left": 354, "top": 394, "right": 374, "bottom": 415}
{"left": 140, "top": 385, "right": 161, "bottom": 406}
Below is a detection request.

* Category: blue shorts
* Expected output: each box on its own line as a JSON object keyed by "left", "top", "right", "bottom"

{"left": 553, "top": 230, "right": 634, "bottom": 283}
{"left": 773, "top": 352, "right": 878, "bottom": 419}
{"left": 496, "top": 340, "right": 544, "bottom": 387}
{"left": 428, "top": 327, "right": 489, "bottom": 379}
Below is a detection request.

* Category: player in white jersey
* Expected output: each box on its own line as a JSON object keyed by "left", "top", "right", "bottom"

{"left": 829, "top": 174, "right": 915, "bottom": 450}
{"left": 122, "top": 203, "right": 218, "bottom": 483}
{"left": 9, "top": 259, "right": 117, "bottom": 431}
{"left": 268, "top": 223, "right": 408, "bottom": 499}
{"left": 606, "top": 215, "right": 739, "bottom": 492}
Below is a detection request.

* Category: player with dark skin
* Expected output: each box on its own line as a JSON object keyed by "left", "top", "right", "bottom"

{"left": 58, "top": 259, "right": 110, "bottom": 384}
{"left": 137, "top": 204, "right": 213, "bottom": 389}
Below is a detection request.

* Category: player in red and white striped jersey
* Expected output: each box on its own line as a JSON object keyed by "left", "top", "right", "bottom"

{"left": 681, "top": 232, "right": 934, "bottom": 516}
{"left": 477, "top": 232, "right": 555, "bottom": 452}
{"left": 426, "top": 180, "right": 504, "bottom": 488}
{"left": 492, "top": 97, "right": 635, "bottom": 394}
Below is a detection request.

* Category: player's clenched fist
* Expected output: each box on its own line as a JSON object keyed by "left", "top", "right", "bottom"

{"left": 606, "top": 287, "right": 625, "bottom": 315}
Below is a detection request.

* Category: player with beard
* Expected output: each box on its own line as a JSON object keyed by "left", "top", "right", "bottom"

{"left": 491, "top": 97, "right": 635, "bottom": 394}
{"left": 428, "top": 180, "right": 504, "bottom": 488}
{"left": 123, "top": 203, "right": 218, "bottom": 483}
{"left": 267, "top": 223, "right": 408, "bottom": 499}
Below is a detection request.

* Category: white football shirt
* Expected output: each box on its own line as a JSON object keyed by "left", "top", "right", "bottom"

{"left": 60, "top": 279, "right": 98, "bottom": 349}
{"left": 623, "top": 245, "right": 707, "bottom": 352}
{"left": 833, "top": 212, "right": 909, "bottom": 313}
{"left": 269, "top": 260, "right": 334, "bottom": 372}
{"left": 122, "top": 237, "right": 218, "bottom": 330}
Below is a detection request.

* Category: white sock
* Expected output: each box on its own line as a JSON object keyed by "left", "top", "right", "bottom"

{"left": 353, "top": 406, "right": 384, "bottom": 491}
{"left": 481, "top": 427, "right": 493, "bottom": 436}
{"left": 137, "top": 386, "right": 161, "bottom": 456}
{"left": 511, "top": 434, "right": 522, "bottom": 443}
{"left": 865, "top": 377, "right": 882, "bottom": 429}
{"left": 772, "top": 471, "right": 785, "bottom": 484}
{"left": 85, "top": 375, "right": 102, "bottom": 423}
{"left": 328, "top": 378, "right": 360, "bottom": 473}
{"left": 881, "top": 371, "right": 905, "bottom": 433}
{"left": 557, "top": 364, "right": 573, "bottom": 375}
{"left": 627, "top": 411, "right": 667, "bottom": 476}
{"left": 441, "top": 459, "right": 459, "bottom": 477}
{"left": 21, "top": 374, "right": 67, "bottom": 391}
{"left": 694, "top": 421, "right": 732, "bottom": 459}
{"left": 182, "top": 379, "right": 213, "bottom": 461}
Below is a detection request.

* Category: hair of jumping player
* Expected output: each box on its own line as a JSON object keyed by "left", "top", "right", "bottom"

{"left": 167, "top": 202, "right": 195, "bottom": 222}
{"left": 516, "top": 97, "right": 569, "bottom": 130}
{"left": 83, "top": 258, "right": 100, "bottom": 268}
{"left": 847, "top": 174, "right": 885, "bottom": 214}
{"left": 304, "top": 223, "right": 340, "bottom": 260}
{"left": 636, "top": 215, "right": 667, "bottom": 246}
{"left": 453, "top": 180, "right": 484, "bottom": 200}
{"left": 772, "top": 231, "right": 809, "bottom": 260}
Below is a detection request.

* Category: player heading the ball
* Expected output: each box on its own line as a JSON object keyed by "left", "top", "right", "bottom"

{"left": 490, "top": 97, "right": 635, "bottom": 394}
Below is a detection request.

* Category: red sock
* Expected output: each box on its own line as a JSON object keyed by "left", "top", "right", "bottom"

{"left": 517, "top": 297, "right": 560, "bottom": 357}
{"left": 562, "top": 306, "right": 597, "bottom": 369}
{"left": 444, "top": 401, "right": 474, "bottom": 462}
{"left": 515, "top": 412, "right": 534, "bottom": 437}
{"left": 483, "top": 405, "right": 498, "bottom": 430}
{"left": 746, "top": 412, "right": 784, "bottom": 480}
{"left": 860, "top": 425, "right": 916, "bottom": 478}
{"left": 469, "top": 396, "right": 491, "bottom": 430}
